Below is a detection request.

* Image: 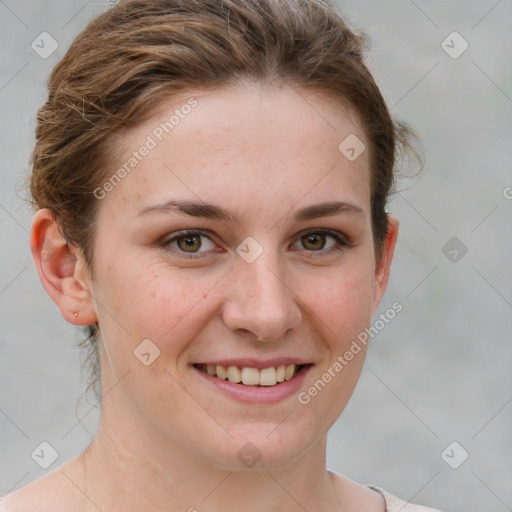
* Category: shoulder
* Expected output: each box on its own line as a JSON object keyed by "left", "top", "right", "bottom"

{"left": 368, "top": 486, "right": 443, "bottom": 512}
{"left": 0, "top": 494, "right": 15, "bottom": 512}
{"left": 0, "top": 458, "right": 86, "bottom": 512}
{"left": 0, "top": 477, "right": 72, "bottom": 511}
{"left": 0, "top": 495, "right": 10, "bottom": 512}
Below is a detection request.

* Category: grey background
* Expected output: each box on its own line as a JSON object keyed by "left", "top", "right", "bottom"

{"left": 1, "top": 1, "right": 511, "bottom": 511}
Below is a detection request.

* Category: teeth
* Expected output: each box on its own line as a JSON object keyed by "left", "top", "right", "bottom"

{"left": 199, "top": 363, "right": 302, "bottom": 386}
{"left": 226, "top": 365, "right": 242, "bottom": 383}
{"left": 259, "top": 367, "right": 277, "bottom": 386}
{"left": 241, "top": 367, "right": 260, "bottom": 385}
{"left": 216, "top": 365, "right": 227, "bottom": 380}
{"left": 284, "top": 364, "right": 295, "bottom": 380}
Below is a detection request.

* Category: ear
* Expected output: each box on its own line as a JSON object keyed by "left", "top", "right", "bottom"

{"left": 30, "top": 209, "right": 98, "bottom": 326}
{"left": 371, "top": 214, "right": 399, "bottom": 315}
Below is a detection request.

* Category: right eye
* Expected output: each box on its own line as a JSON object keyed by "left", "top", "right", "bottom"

{"left": 162, "top": 230, "right": 218, "bottom": 259}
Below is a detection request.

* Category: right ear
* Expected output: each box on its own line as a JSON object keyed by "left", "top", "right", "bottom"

{"left": 30, "top": 209, "right": 98, "bottom": 326}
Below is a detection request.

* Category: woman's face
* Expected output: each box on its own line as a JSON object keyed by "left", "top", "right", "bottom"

{"left": 84, "top": 82, "right": 397, "bottom": 469}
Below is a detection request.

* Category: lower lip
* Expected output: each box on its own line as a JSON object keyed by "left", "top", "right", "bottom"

{"left": 192, "top": 365, "right": 312, "bottom": 404}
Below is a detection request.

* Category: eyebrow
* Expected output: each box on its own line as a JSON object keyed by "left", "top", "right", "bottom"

{"left": 136, "top": 199, "right": 365, "bottom": 223}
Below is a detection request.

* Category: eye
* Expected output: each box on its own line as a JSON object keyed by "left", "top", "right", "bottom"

{"left": 162, "top": 230, "right": 217, "bottom": 258}
{"left": 293, "top": 229, "right": 350, "bottom": 255}
{"left": 161, "top": 228, "right": 350, "bottom": 260}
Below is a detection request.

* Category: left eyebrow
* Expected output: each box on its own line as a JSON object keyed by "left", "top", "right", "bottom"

{"left": 135, "top": 199, "right": 365, "bottom": 223}
{"left": 294, "top": 201, "right": 365, "bottom": 221}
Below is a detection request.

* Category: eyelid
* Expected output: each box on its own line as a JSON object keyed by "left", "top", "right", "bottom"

{"left": 296, "top": 228, "right": 351, "bottom": 246}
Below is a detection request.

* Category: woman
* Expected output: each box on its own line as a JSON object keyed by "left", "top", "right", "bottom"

{"left": 1, "top": 0, "right": 441, "bottom": 510}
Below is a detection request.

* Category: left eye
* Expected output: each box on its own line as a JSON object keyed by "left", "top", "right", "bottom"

{"left": 293, "top": 229, "right": 348, "bottom": 253}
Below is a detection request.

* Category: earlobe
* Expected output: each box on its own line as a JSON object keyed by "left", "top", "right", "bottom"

{"left": 30, "top": 209, "right": 98, "bottom": 326}
{"left": 371, "top": 214, "right": 399, "bottom": 315}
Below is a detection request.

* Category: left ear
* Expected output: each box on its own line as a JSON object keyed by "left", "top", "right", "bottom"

{"left": 371, "top": 214, "right": 399, "bottom": 315}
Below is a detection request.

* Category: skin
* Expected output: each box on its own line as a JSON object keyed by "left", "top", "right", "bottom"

{"left": 4, "top": 82, "right": 398, "bottom": 512}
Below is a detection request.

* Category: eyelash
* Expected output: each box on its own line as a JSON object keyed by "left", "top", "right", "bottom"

{"left": 161, "top": 228, "right": 351, "bottom": 260}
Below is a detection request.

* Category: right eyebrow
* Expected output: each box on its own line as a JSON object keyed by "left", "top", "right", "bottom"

{"left": 136, "top": 199, "right": 242, "bottom": 224}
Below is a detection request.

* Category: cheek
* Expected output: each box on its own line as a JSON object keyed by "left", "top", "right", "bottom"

{"left": 301, "top": 258, "right": 375, "bottom": 343}
{"left": 297, "top": 264, "right": 373, "bottom": 422}
{"left": 93, "top": 258, "right": 217, "bottom": 356}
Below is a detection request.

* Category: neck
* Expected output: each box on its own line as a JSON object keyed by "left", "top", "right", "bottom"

{"left": 77, "top": 401, "right": 342, "bottom": 512}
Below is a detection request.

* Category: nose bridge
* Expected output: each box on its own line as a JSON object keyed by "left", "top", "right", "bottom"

{"left": 222, "top": 243, "right": 301, "bottom": 341}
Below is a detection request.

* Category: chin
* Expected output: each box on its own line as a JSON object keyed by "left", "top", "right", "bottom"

{"left": 200, "top": 423, "right": 316, "bottom": 471}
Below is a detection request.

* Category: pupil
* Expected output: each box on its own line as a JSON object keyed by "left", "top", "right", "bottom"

{"left": 179, "top": 235, "right": 200, "bottom": 251}
{"left": 305, "top": 234, "right": 324, "bottom": 250}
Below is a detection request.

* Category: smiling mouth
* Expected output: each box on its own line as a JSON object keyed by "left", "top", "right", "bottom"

{"left": 194, "top": 363, "right": 309, "bottom": 387}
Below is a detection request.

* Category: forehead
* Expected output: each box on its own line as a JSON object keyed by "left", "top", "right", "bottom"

{"left": 99, "top": 83, "right": 371, "bottom": 223}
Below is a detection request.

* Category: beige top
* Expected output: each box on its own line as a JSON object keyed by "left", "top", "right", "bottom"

{"left": 368, "top": 486, "right": 442, "bottom": 512}
{"left": 0, "top": 488, "right": 443, "bottom": 511}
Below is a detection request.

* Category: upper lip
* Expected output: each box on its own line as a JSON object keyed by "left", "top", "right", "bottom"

{"left": 192, "top": 358, "right": 312, "bottom": 369}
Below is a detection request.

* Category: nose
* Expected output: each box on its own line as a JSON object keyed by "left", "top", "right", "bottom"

{"left": 221, "top": 251, "right": 302, "bottom": 342}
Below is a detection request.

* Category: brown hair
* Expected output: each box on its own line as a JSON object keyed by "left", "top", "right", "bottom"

{"left": 29, "top": 0, "right": 421, "bottom": 399}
